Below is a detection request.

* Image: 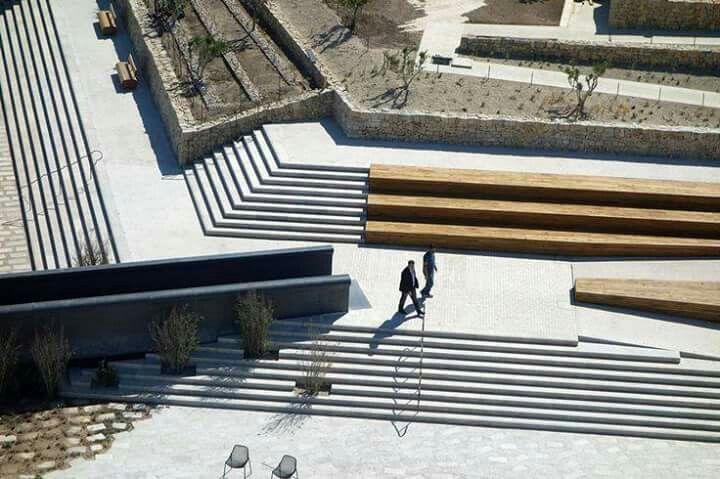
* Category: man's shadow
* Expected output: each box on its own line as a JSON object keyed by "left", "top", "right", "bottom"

{"left": 369, "top": 296, "right": 426, "bottom": 352}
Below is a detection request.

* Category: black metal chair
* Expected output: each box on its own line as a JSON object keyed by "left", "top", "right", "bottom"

{"left": 271, "top": 455, "right": 298, "bottom": 479}
{"left": 223, "top": 445, "right": 252, "bottom": 478}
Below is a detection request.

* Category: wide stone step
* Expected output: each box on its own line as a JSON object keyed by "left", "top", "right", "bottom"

{"left": 252, "top": 130, "right": 369, "bottom": 181}
{"left": 67, "top": 377, "right": 720, "bottom": 432}
{"left": 224, "top": 331, "right": 681, "bottom": 363}
{"left": 186, "top": 166, "right": 363, "bottom": 242}
{"left": 198, "top": 344, "right": 720, "bottom": 388}
{"left": 228, "top": 144, "right": 367, "bottom": 200}
{"left": 145, "top": 353, "right": 720, "bottom": 399}
{"left": 108, "top": 360, "right": 720, "bottom": 409}
{"left": 58, "top": 388, "right": 720, "bottom": 442}
{"left": 243, "top": 135, "right": 367, "bottom": 190}
{"left": 215, "top": 151, "right": 366, "bottom": 207}
{"left": 78, "top": 365, "right": 720, "bottom": 420}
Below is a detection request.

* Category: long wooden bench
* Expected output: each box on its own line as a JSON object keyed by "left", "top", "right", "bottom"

{"left": 116, "top": 54, "right": 138, "bottom": 90}
{"left": 574, "top": 279, "right": 720, "bottom": 322}
{"left": 367, "top": 194, "right": 720, "bottom": 238}
{"left": 97, "top": 7, "right": 118, "bottom": 36}
{"left": 369, "top": 165, "right": 720, "bottom": 211}
{"left": 365, "top": 221, "right": 720, "bottom": 257}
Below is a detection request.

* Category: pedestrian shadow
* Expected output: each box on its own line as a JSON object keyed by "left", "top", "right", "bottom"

{"left": 370, "top": 306, "right": 423, "bottom": 351}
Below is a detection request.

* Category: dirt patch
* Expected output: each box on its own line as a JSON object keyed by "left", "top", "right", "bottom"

{"left": 466, "top": 0, "right": 565, "bottom": 26}
{"left": 343, "top": 67, "right": 720, "bottom": 128}
{"left": 324, "top": 0, "right": 423, "bottom": 48}
{"left": 281, "top": 0, "right": 720, "bottom": 129}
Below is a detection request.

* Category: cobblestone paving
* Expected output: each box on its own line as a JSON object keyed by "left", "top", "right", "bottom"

{"left": 47, "top": 406, "right": 720, "bottom": 479}
{"left": 0, "top": 117, "right": 31, "bottom": 274}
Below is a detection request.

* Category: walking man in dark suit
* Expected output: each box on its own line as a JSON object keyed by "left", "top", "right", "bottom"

{"left": 398, "top": 260, "right": 424, "bottom": 317}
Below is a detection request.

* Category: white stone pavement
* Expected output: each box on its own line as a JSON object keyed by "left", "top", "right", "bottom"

{"left": 418, "top": 0, "right": 720, "bottom": 108}
{"left": 47, "top": 405, "right": 720, "bottom": 479}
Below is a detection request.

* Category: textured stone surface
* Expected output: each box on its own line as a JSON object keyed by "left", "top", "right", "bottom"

{"left": 610, "top": 0, "right": 720, "bottom": 31}
{"left": 0, "top": 435, "right": 17, "bottom": 446}
{"left": 46, "top": 405, "right": 720, "bottom": 479}
{"left": 68, "top": 416, "right": 91, "bottom": 425}
{"left": 86, "top": 424, "right": 106, "bottom": 434}
{"left": 111, "top": 422, "right": 128, "bottom": 432}
{"left": 86, "top": 433, "right": 106, "bottom": 443}
{"left": 0, "top": 115, "right": 31, "bottom": 274}
{"left": 458, "top": 35, "right": 720, "bottom": 74}
{"left": 95, "top": 413, "right": 116, "bottom": 422}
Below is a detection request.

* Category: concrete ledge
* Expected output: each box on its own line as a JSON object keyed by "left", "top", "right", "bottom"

{"left": 0, "top": 247, "right": 351, "bottom": 358}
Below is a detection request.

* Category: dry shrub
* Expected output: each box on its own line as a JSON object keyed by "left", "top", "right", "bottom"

{"left": 30, "top": 325, "right": 73, "bottom": 397}
{"left": 0, "top": 329, "right": 20, "bottom": 397}
{"left": 235, "top": 291, "right": 274, "bottom": 358}
{"left": 149, "top": 305, "right": 201, "bottom": 374}
{"left": 74, "top": 240, "right": 109, "bottom": 267}
{"left": 301, "top": 334, "right": 332, "bottom": 395}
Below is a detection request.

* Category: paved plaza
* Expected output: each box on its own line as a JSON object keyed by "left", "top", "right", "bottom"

{"left": 0, "top": 0, "right": 718, "bottom": 477}
{"left": 48, "top": 405, "right": 720, "bottom": 479}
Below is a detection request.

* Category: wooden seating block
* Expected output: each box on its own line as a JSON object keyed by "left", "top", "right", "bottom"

{"left": 574, "top": 279, "right": 720, "bottom": 322}
{"left": 368, "top": 165, "right": 720, "bottom": 211}
{"left": 97, "top": 10, "right": 117, "bottom": 36}
{"left": 364, "top": 221, "right": 720, "bottom": 257}
{"left": 367, "top": 194, "right": 720, "bottom": 238}
{"left": 116, "top": 54, "right": 137, "bottom": 90}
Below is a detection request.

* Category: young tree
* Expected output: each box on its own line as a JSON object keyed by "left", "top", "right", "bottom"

{"left": 188, "top": 35, "right": 229, "bottom": 86}
{"left": 563, "top": 61, "right": 607, "bottom": 120}
{"left": 149, "top": 305, "right": 201, "bottom": 374}
{"left": 338, "top": 0, "right": 370, "bottom": 33}
{"left": 150, "top": 0, "right": 187, "bottom": 34}
{"left": 381, "top": 47, "right": 428, "bottom": 108}
{"left": 31, "top": 325, "right": 73, "bottom": 398}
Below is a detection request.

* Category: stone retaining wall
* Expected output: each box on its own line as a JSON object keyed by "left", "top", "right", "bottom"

{"left": 458, "top": 35, "right": 720, "bottom": 73}
{"left": 609, "top": 0, "right": 720, "bottom": 32}
{"left": 118, "top": 0, "right": 720, "bottom": 166}
{"left": 331, "top": 91, "right": 720, "bottom": 161}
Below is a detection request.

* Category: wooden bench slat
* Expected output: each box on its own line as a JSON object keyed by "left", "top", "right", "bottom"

{"left": 367, "top": 194, "right": 720, "bottom": 238}
{"left": 574, "top": 279, "right": 720, "bottom": 322}
{"left": 97, "top": 10, "right": 117, "bottom": 36}
{"left": 365, "top": 221, "right": 720, "bottom": 257}
{"left": 368, "top": 165, "right": 720, "bottom": 211}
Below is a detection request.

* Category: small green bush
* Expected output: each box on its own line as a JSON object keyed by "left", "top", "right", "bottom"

{"left": 0, "top": 329, "right": 20, "bottom": 397}
{"left": 30, "top": 325, "right": 73, "bottom": 398}
{"left": 149, "top": 305, "right": 201, "bottom": 374}
{"left": 235, "top": 291, "right": 274, "bottom": 358}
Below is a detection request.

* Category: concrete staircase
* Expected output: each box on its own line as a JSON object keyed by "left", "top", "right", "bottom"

{"left": 0, "top": 0, "right": 118, "bottom": 269}
{"left": 184, "top": 127, "right": 368, "bottom": 242}
{"left": 61, "top": 320, "right": 720, "bottom": 442}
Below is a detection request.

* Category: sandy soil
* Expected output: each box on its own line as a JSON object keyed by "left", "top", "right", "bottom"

{"left": 324, "top": 0, "right": 423, "bottom": 48}
{"left": 465, "top": 0, "right": 565, "bottom": 26}
{"left": 282, "top": 0, "right": 720, "bottom": 129}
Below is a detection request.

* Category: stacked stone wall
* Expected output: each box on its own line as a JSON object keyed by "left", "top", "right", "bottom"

{"left": 609, "top": 0, "right": 720, "bottom": 32}
{"left": 458, "top": 35, "right": 720, "bottom": 73}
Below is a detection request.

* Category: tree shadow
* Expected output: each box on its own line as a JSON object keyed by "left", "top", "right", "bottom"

{"left": 311, "top": 25, "right": 352, "bottom": 54}
{"left": 260, "top": 399, "right": 313, "bottom": 435}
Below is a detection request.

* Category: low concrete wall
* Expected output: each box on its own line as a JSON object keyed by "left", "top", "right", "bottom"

{"left": 458, "top": 35, "right": 720, "bottom": 73}
{"left": 0, "top": 247, "right": 350, "bottom": 358}
{"left": 609, "top": 0, "right": 720, "bottom": 32}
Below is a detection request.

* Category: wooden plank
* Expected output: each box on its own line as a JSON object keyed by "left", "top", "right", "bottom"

{"left": 574, "top": 279, "right": 720, "bottom": 322}
{"left": 367, "top": 194, "right": 720, "bottom": 238}
{"left": 368, "top": 165, "right": 720, "bottom": 211}
{"left": 364, "top": 221, "right": 720, "bottom": 257}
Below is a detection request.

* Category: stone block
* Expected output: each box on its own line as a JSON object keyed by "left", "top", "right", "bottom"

{"left": 69, "top": 415, "right": 91, "bottom": 425}
{"left": 18, "top": 432, "right": 39, "bottom": 442}
{"left": 112, "top": 422, "right": 128, "bottom": 432}
{"left": 122, "top": 411, "right": 144, "bottom": 420}
{"left": 65, "top": 426, "right": 83, "bottom": 436}
{"left": 61, "top": 407, "right": 80, "bottom": 416}
{"left": 15, "top": 452, "right": 35, "bottom": 460}
{"left": 87, "top": 423, "right": 106, "bottom": 434}
{"left": 35, "top": 461, "right": 55, "bottom": 471}
{"left": 96, "top": 412, "right": 116, "bottom": 422}
{"left": 90, "top": 444, "right": 104, "bottom": 453}
{"left": 67, "top": 446, "right": 88, "bottom": 456}
{"left": 82, "top": 405, "right": 104, "bottom": 413}
{"left": 86, "top": 433, "right": 106, "bottom": 443}
{"left": 41, "top": 418, "right": 62, "bottom": 429}
{"left": 108, "top": 403, "right": 128, "bottom": 411}
{"left": 63, "top": 437, "right": 81, "bottom": 448}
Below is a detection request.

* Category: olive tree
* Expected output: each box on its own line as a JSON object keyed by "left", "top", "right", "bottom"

{"left": 563, "top": 62, "right": 607, "bottom": 120}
